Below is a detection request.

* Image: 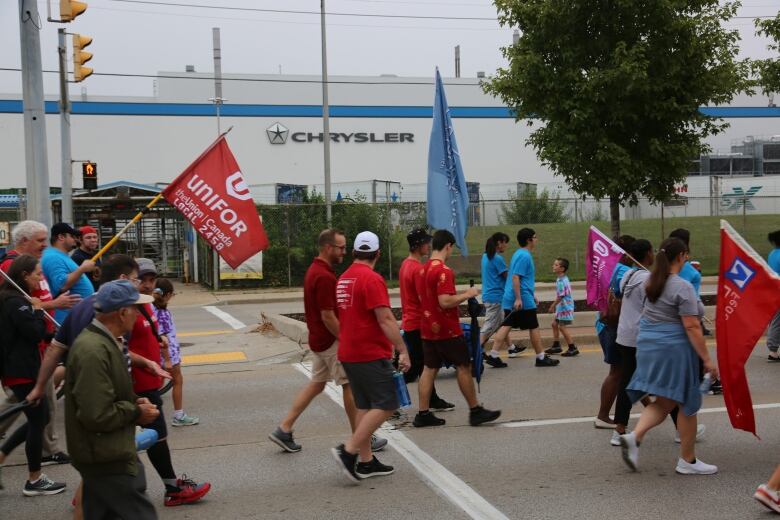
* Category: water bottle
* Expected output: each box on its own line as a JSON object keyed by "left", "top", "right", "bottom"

{"left": 393, "top": 371, "right": 412, "bottom": 409}
{"left": 135, "top": 428, "right": 159, "bottom": 451}
{"left": 699, "top": 373, "right": 713, "bottom": 395}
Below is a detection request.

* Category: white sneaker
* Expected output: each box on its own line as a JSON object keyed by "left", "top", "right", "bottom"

{"left": 675, "top": 457, "right": 717, "bottom": 475}
{"left": 619, "top": 432, "right": 639, "bottom": 471}
{"left": 611, "top": 430, "right": 627, "bottom": 447}
{"left": 754, "top": 484, "right": 780, "bottom": 513}
{"left": 674, "top": 424, "right": 706, "bottom": 444}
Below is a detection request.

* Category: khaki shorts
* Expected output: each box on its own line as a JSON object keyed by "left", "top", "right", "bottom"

{"left": 311, "top": 341, "right": 349, "bottom": 386}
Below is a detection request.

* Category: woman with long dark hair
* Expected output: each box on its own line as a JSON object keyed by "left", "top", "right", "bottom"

{"left": 618, "top": 238, "right": 718, "bottom": 475}
{"left": 0, "top": 255, "right": 66, "bottom": 495}
{"left": 481, "top": 232, "right": 521, "bottom": 368}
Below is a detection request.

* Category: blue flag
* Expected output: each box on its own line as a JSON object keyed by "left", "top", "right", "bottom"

{"left": 427, "top": 68, "right": 469, "bottom": 254}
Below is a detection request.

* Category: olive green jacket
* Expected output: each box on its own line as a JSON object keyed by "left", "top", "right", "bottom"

{"left": 65, "top": 321, "right": 141, "bottom": 477}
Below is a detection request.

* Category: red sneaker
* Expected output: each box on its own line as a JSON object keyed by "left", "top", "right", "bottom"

{"left": 164, "top": 475, "right": 211, "bottom": 507}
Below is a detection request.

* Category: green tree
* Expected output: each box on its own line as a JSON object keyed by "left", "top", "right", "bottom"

{"left": 754, "top": 12, "right": 780, "bottom": 95}
{"left": 499, "top": 187, "right": 568, "bottom": 224}
{"left": 484, "top": 0, "right": 749, "bottom": 238}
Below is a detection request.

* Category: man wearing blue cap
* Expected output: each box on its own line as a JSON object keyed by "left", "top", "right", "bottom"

{"left": 65, "top": 280, "right": 161, "bottom": 519}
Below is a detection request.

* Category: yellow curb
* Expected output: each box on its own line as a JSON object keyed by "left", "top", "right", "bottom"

{"left": 181, "top": 351, "right": 247, "bottom": 365}
{"left": 178, "top": 329, "right": 235, "bottom": 338}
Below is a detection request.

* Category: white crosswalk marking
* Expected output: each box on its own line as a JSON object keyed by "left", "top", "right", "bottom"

{"left": 203, "top": 306, "right": 246, "bottom": 330}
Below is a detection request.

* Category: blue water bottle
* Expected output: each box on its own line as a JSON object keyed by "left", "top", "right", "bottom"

{"left": 135, "top": 428, "right": 159, "bottom": 451}
{"left": 393, "top": 371, "right": 412, "bottom": 409}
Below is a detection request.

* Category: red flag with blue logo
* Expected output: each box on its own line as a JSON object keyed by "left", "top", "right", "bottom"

{"left": 716, "top": 220, "right": 780, "bottom": 436}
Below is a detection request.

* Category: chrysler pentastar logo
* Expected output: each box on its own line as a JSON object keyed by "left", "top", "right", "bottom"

{"left": 267, "top": 122, "right": 289, "bottom": 144}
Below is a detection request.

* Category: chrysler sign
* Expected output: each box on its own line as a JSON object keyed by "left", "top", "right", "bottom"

{"left": 266, "top": 122, "right": 414, "bottom": 145}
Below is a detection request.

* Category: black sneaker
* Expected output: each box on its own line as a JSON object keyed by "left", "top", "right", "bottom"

{"left": 413, "top": 411, "right": 446, "bottom": 428}
{"left": 561, "top": 347, "right": 580, "bottom": 357}
{"left": 507, "top": 344, "right": 527, "bottom": 357}
{"left": 430, "top": 396, "right": 455, "bottom": 412}
{"left": 469, "top": 405, "right": 501, "bottom": 426}
{"left": 535, "top": 355, "right": 560, "bottom": 367}
{"left": 330, "top": 444, "right": 359, "bottom": 483}
{"left": 768, "top": 355, "right": 780, "bottom": 363}
{"left": 708, "top": 378, "right": 723, "bottom": 395}
{"left": 22, "top": 474, "right": 66, "bottom": 496}
{"left": 40, "top": 452, "right": 71, "bottom": 466}
{"left": 269, "top": 427, "right": 302, "bottom": 453}
{"left": 545, "top": 345, "right": 563, "bottom": 355}
{"left": 485, "top": 355, "right": 508, "bottom": 368}
{"left": 356, "top": 456, "right": 395, "bottom": 479}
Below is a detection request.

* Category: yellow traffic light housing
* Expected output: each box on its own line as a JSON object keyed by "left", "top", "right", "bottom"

{"left": 73, "top": 34, "right": 93, "bottom": 82}
{"left": 60, "top": 0, "right": 88, "bottom": 22}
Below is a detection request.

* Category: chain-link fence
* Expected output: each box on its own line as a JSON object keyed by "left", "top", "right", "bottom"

{"left": 256, "top": 196, "right": 780, "bottom": 287}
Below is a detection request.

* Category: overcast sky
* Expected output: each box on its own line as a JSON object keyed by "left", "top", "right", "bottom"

{"left": 0, "top": 0, "right": 777, "bottom": 98}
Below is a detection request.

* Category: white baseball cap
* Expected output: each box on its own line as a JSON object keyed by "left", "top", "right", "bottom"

{"left": 353, "top": 231, "right": 380, "bottom": 252}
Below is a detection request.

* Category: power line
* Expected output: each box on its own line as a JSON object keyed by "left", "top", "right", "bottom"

{"left": 0, "top": 67, "right": 485, "bottom": 86}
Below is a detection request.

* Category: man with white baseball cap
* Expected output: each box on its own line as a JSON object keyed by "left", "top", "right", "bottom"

{"left": 331, "top": 231, "right": 411, "bottom": 482}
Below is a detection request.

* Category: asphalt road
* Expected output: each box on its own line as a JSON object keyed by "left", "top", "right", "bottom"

{"left": 3, "top": 298, "right": 778, "bottom": 520}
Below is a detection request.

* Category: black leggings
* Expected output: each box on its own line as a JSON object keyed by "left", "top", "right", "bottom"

{"left": 614, "top": 344, "right": 636, "bottom": 427}
{"left": 401, "top": 330, "right": 441, "bottom": 402}
{"left": 0, "top": 383, "right": 49, "bottom": 473}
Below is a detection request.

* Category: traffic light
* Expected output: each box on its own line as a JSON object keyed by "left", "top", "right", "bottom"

{"left": 82, "top": 162, "right": 97, "bottom": 190}
{"left": 72, "top": 34, "right": 93, "bottom": 82}
{"left": 60, "top": 0, "right": 88, "bottom": 22}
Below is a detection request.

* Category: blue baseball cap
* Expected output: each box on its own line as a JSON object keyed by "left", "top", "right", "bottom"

{"left": 94, "top": 280, "right": 154, "bottom": 313}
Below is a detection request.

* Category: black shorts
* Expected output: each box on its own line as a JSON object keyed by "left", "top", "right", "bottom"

{"left": 501, "top": 308, "right": 539, "bottom": 330}
{"left": 422, "top": 336, "right": 471, "bottom": 369}
{"left": 598, "top": 326, "right": 621, "bottom": 366}
{"left": 342, "top": 359, "right": 398, "bottom": 411}
{"left": 135, "top": 389, "right": 167, "bottom": 440}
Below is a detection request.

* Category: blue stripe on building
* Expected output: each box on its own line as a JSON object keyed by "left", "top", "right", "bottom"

{"left": 0, "top": 100, "right": 778, "bottom": 118}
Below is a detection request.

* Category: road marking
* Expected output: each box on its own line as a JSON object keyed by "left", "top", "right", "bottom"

{"left": 178, "top": 329, "right": 235, "bottom": 338}
{"left": 203, "top": 306, "right": 246, "bottom": 330}
{"left": 181, "top": 351, "right": 247, "bottom": 365}
{"left": 501, "top": 402, "right": 780, "bottom": 428}
{"left": 293, "top": 362, "right": 509, "bottom": 520}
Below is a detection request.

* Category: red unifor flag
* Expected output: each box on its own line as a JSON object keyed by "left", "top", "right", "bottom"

{"left": 716, "top": 220, "right": 780, "bottom": 436}
{"left": 162, "top": 136, "right": 268, "bottom": 269}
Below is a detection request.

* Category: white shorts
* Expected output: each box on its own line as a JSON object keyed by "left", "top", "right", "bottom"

{"left": 480, "top": 303, "right": 504, "bottom": 340}
{"left": 310, "top": 341, "right": 349, "bottom": 386}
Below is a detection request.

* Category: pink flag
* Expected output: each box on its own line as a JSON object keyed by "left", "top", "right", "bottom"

{"left": 586, "top": 226, "right": 625, "bottom": 314}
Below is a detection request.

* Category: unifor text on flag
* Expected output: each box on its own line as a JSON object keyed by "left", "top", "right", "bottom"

{"left": 162, "top": 136, "right": 269, "bottom": 269}
{"left": 585, "top": 226, "right": 625, "bottom": 314}
{"left": 716, "top": 220, "right": 780, "bottom": 436}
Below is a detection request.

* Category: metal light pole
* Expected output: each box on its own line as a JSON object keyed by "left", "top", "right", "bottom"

{"left": 19, "top": 0, "right": 52, "bottom": 226}
{"left": 321, "top": 0, "right": 333, "bottom": 225}
{"left": 58, "top": 28, "right": 73, "bottom": 225}
{"left": 210, "top": 27, "right": 224, "bottom": 291}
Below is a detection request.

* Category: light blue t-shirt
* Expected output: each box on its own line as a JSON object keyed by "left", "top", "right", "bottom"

{"left": 41, "top": 247, "right": 95, "bottom": 322}
{"left": 678, "top": 261, "right": 702, "bottom": 297}
{"left": 555, "top": 275, "right": 575, "bottom": 321}
{"left": 502, "top": 248, "right": 536, "bottom": 310}
{"left": 481, "top": 253, "right": 508, "bottom": 304}
{"left": 769, "top": 248, "right": 780, "bottom": 275}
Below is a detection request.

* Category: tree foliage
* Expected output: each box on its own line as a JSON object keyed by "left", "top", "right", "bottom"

{"left": 499, "top": 187, "right": 568, "bottom": 224}
{"left": 484, "top": 0, "right": 749, "bottom": 237}
{"left": 754, "top": 12, "right": 780, "bottom": 95}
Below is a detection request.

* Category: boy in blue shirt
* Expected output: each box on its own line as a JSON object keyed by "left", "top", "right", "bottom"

{"left": 546, "top": 258, "right": 578, "bottom": 357}
{"left": 489, "top": 228, "right": 559, "bottom": 367}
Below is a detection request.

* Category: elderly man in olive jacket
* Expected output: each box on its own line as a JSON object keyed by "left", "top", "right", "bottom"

{"left": 65, "top": 280, "right": 160, "bottom": 520}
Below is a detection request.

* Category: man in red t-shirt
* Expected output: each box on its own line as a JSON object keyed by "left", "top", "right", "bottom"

{"left": 0, "top": 220, "right": 80, "bottom": 465}
{"left": 132, "top": 258, "right": 211, "bottom": 507}
{"left": 331, "top": 231, "right": 410, "bottom": 482}
{"left": 414, "top": 230, "right": 501, "bottom": 429}
{"left": 270, "top": 229, "right": 388, "bottom": 454}
{"left": 399, "top": 228, "right": 453, "bottom": 411}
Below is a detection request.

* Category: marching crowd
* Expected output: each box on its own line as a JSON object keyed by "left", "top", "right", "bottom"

{"left": 1, "top": 218, "right": 779, "bottom": 518}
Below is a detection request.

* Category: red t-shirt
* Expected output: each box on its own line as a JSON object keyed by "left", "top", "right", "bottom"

{"left": 128, "top": 303, "right": 162, "bottom": 393}
{"left": 1, "top": 251, "right": 54, "bottom": 386}
{"left": 303, "top": 258, "right": 338, "bottom": 353}
{"left": 399, "top": 257, "right": 425, "bottom": 332}
{"left": 420, "top": 259, "right": 462, "bottom": 340}
{"left": 336, "top": 262, "right": 392, "bottom": 363}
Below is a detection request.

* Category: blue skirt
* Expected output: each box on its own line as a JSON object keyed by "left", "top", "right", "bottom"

{"left": 626, "top": 318, "right": 701, "bottom": 417}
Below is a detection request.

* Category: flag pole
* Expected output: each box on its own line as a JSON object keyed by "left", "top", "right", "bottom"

{"left": 91, "top": 127, "right": 235, "bottom": 263}
{"left": 0, "top": 266, "right": 60, "bottom": 328}
{"left": 91, "top": 193, "right": 165, "bottom": 263}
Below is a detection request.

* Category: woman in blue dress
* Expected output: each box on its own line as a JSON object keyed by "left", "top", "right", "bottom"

{"left": 618, "top": 238, "right": 719, "bottom": 475}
